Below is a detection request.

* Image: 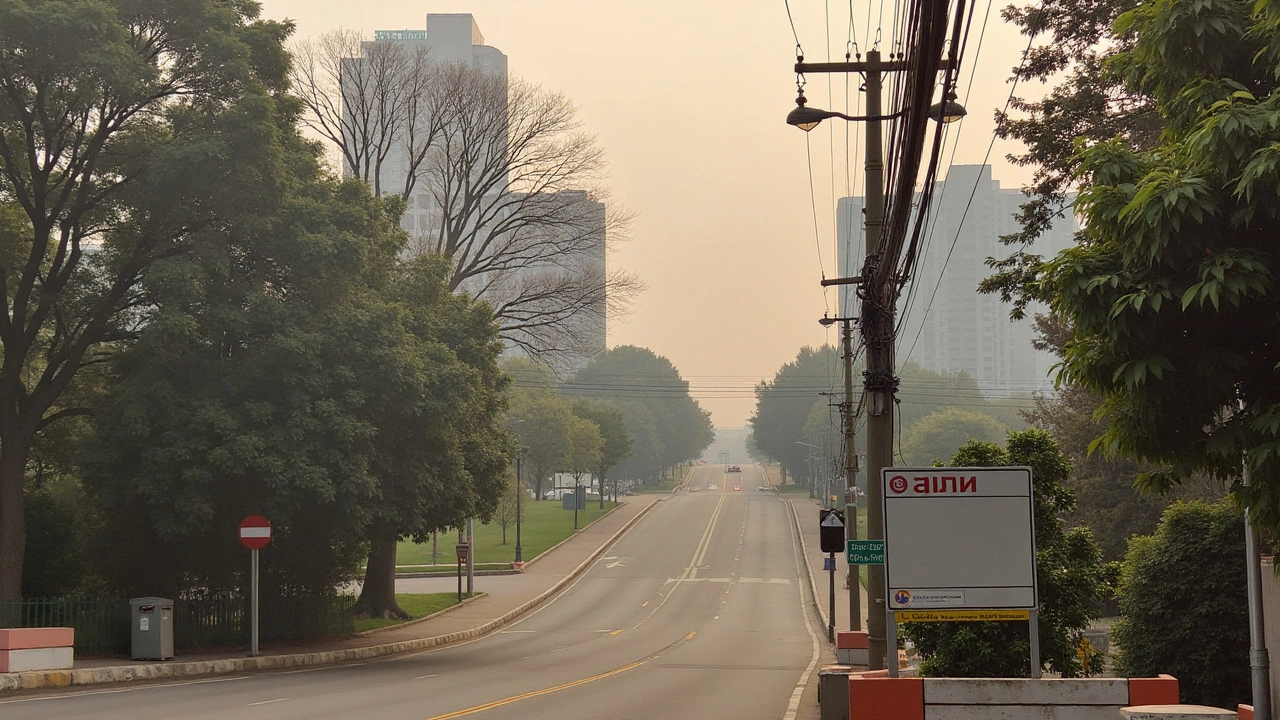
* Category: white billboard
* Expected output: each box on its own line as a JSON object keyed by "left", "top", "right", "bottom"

{"left": 882, "top": 467, "right": 1037, "bottom": 610}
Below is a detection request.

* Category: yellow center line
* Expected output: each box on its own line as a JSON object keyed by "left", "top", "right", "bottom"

{"left": 608, "top": 629, "right": 623, "bottom": 636}
{"left": 423, "top": 661, "right": 646, "bottom": 720}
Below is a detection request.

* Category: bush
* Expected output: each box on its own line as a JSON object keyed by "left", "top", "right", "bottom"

{"left": 1112, "top": 499, "right": 1248, "bottom": 708}
{"left": 902, "top": 429, "right": 1113, "bottom": 677}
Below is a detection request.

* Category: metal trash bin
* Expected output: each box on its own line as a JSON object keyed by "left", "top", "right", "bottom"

{"left": 130, "top": 597, "right": 174, "bottom": 660}
{"left": 562, "top": 492, "right": 577, "bottom": 510}
{"left": 818, "top": 664, "right": 854, "bottom": 720}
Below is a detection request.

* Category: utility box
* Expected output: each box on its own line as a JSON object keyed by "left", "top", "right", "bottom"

{"left": 818, "top": 664, "right": 854, "bottom": 720}
{"left": 130, "top": 597, "right": 174, "bottom": 660}
{"left": 562, "top": 492, "right": 578, "bottom": 510}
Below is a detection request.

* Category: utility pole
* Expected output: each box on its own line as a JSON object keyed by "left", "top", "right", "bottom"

{"left": 860, "top": 49, "right": 891, "bottom": 671}
{"left": 842, "top": 319, "right": 862, "bottom": 633}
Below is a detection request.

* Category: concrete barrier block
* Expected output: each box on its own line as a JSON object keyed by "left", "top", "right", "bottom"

{"left": 923, "top": 678, "right": 1130, "bottom": 706}
{"left": 1120, "top": 705, "right": 1236, "bottom": 719}
{"left": 838, "top": 648, "right": 870, "bottom": 665}
{"left": 927, "top": 705, "right": 1126, "bottom": 720}
{"left": 1129, "top": 676, "right": 1180, "bottom": 706}
{"left": 0, "top": 647, "right": 73, "bottom": 673}
{"left": 851, "top": 677, "right": 924, "bottom": 720}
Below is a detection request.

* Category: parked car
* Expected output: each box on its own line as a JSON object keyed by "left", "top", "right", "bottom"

{"left": 726, "top": 464, "right": 742, "bottom": 473}
{"left": 733, "top": 485, "right": 741, "bottom": 492}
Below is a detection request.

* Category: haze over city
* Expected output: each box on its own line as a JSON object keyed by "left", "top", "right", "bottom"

{"left": 259, "top": 0, "right": 1041, "bottom": 427}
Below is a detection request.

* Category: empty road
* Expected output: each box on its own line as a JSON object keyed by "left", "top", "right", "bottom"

{"left": 1, "top": 464, "right": 820, "bottom": 720}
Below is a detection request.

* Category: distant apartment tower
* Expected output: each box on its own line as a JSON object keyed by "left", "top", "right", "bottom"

{"left": 837, "top": 165, "right": 1078, "bottom": 391}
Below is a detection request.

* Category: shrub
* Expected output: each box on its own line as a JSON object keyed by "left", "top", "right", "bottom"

{"left": 1112, "top": 499, "right": 1248, "bottom": 708}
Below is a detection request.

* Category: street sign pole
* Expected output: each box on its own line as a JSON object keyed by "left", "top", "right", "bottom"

{"left": 251, "top": 548, "right": 259, "bottom": 657}
{"left": 828, "top": 553, "right": 836, "bottom": 643}
{"left": 1029, "top": 608, "right": 1041, "bottom": 679}
{"left": 237, "top": 515, "right": 272, "bottom": 658}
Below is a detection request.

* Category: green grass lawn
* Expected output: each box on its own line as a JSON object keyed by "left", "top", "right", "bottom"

{"left": 396, "top": 500, "right": 619, "bottom": 567}
{"left": 354, "top": 593, "right": 469, "bottom": 632}
{"left": 776, "top": 483, "right": 812, "bottom": 494}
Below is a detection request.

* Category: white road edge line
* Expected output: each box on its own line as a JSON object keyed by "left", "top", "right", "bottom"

{"left": 784, "top": 497, "right": 823, "bottom": 720}
{"left": 248, "top": 698, "right": 289, "bottom": 706}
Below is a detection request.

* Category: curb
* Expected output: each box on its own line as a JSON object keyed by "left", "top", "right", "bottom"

{"left": 0, "top": 498, "right": 665, "bottom": 695}
{"left": 788, "top": 499, "right": 830, "bottom": 637}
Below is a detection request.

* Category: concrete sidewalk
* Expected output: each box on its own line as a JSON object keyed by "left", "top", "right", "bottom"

{"left": 0, "top": 495, "right": 665, "bottom": 694}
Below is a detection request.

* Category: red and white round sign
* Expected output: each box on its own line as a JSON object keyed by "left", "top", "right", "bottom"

{"left": 238, "top": 515, "right": 272, "bottom": 550}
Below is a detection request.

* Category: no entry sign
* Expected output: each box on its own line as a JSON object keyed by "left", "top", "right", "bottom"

{"left": 238, "top": 515, "right": 272, "bottom": 550}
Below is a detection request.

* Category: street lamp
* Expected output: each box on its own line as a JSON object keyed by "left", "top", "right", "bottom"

{"left": 786, "top": 90, "right": 964, "bottom": 132}
{"left": 514, "top": 448, "right": 525, "bottom": 569}
{"left": 796, "top": 440, "right": 820, "bottom": 499}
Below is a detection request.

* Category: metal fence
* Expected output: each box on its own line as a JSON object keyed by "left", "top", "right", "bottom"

{"left": 0, "top": 596, "right": 356, "bottom": 656}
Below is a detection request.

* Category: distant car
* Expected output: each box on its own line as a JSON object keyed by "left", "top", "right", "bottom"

{"left": 733, "top": 485, "right": 741, "bottom": 492}
{"left": 708, "top": 484, "right": 718, "bottom": 491}
{"left": 623, "top": 489, "right": 637, "bottom": 496}
{"left": 690, "top": 486, "right": 700, "bottom": 492}
{"left": 756, "top": 486, "right": 769, "bottom": 493}
{"left": 726, "top": 464, "right": 741, "bottom": 473}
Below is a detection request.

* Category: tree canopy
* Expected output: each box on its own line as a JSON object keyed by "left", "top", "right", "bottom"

{"left": 0, "top": 0, "right": 298, "bottom": 598}
{"left": 1038, "top": 0, "right": 1280, "bottom": 532}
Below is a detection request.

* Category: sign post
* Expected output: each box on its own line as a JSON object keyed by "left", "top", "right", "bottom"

{"left": 455, "top": 542, "right": 470, "bottom": 602}
{"left": 238, "top": 516, "right": 272, "bottom": 657}
{"left": 819, "top": 510, "right": 845, "bottom": 643}
{"left": 881, "top": 467, "right": 1038, "bottom": 677}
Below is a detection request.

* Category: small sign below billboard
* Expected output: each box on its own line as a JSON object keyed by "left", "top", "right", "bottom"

{"left": 882, "top": 467, "right": 1037, "bottom": 610}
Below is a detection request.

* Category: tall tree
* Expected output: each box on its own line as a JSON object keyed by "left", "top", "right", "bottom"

{"left": 750, "top": 346, "right": 840, "bottom": 485}
{"left": 1038, "top": 0, "right": 1280, "bottom": 530}
{"left": 0, "top": 0, "right": 295, "bottom": 599}
{"left": 289, "top": 39, "right": 641, "bottom": 369}
{"left": 289, "top": 29, "right": 442, "bottom": 199}
{"left": 508, "top": 388, "right": 575, "bottom": 500}
{"left": 572, "top": 399, "right": 632, "bottom": 506}
{"left": 565, "top": 346, "right": 714, "bottom": 475}
{"left": 900, "top": 408, "right": 1011, "bottom": 466}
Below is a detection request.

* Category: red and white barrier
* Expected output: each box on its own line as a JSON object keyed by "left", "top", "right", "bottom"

{"left": 0, "top": 628, "right": 74, "bottom": 673}
{"left": 850, "top": 674, "right": 1180, "bottom": 720}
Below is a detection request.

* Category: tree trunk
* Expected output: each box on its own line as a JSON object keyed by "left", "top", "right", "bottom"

{"left": 501, "top": 524, "right": 507, "bottom": 545}
{"left": 535, "top": 475, "right": 543, "bottom": 501}
{"left": 353, "top": 538, "right": 408, "bottom": 619}
{"left": 599, "top": 472, "right": 605, "bottom": 509}
{"left": 0, "top": 431, "right": 30, "bottom": 600}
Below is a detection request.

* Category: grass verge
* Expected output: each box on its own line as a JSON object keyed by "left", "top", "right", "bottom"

{"left": 396, "top": 501, "right": 619, "bottom": 567}
{"left": 354, "top": 593, "right": 472, "bottom": 632}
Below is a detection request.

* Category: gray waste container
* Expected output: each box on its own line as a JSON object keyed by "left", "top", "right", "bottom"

{"left": 562, "top": 492, "right": 577, "bottom": 510}
{"left": 818, "top": 664, "right": 854, "bottom": 720}
{"left": 130, "top": 597, "right": 174, "bottom": 660}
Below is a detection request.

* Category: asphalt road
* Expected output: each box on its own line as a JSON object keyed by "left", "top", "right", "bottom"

{"left": 1, "top": 464, "right": 821, "bottom": 720}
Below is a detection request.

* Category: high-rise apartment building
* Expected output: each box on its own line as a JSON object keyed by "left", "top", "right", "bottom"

{"left": 837, "top": 165, "right": 1077, "bottom": 391}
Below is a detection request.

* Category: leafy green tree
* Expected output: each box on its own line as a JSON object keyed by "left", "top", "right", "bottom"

{"left": 85, "top": 173, "right": 404, "bottom": 599}
{"left": 751, "top": 346, "right": 839, "bottom": 486}
{"left": 567, "top": 346, "right": 713, "bottom": 476}
{"left": 609, "top": 400, "right": 664, "bottom": 485}
{"left": 903, "top": 429, "right": 1113, "bottom": 677}
{"left": 565, "top": 414, "right": 603, "bottom": 494}
{"left": 1037, "top": 0, "right": 1280, "bottom": 533}
{"left": 900, "top": 408, "right": 1011, "bottom": 466}
{"left": 492, "top": 476, "right": 523, "bottom": 545}
{"left": 572, "top": 400, "right": 632, "bottom": 505}
{"left": 508, "top": 388, "right": 576, "bottom": 500}
{"left": 1112, "top": 499, "right": 1248, "bottom": 708}
{"left": 0, "top": 0, "right": 295, "bottom": 599}
{"left": 355, "top": 255, "right": 511, "bottom": 618}
{"left": 1025, "top": 380, "right": 1223, "bottom": 560}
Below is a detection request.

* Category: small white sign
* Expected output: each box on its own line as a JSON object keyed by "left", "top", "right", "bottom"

{"left": 139, "top": 617, "right": 150, "bottom": 631}
{"left": 821, "top": 513, "right": 844, "bottom": 527}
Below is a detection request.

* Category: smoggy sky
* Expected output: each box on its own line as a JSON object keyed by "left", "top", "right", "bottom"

{"left": 257, "top": 0, "right": 1040, "bottom": 428}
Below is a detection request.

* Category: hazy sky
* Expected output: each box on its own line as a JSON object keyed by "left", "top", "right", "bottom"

{"left": 258, "top": 0, "right": 1039, "bottom": 428}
